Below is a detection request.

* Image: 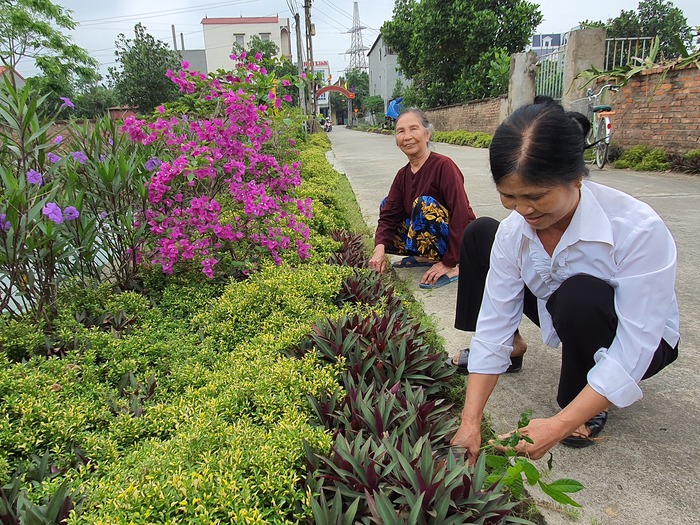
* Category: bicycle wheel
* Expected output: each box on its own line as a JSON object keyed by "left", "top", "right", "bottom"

{"left": 595, "top": 117, "right": 609, "bottom": 169}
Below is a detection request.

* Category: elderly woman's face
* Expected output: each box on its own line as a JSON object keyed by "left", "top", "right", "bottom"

{"left": 496, "top": 174, "right": 582, "bottom": 231}
{"left": 395, "top": 113, "right": 430, "bottom": 158}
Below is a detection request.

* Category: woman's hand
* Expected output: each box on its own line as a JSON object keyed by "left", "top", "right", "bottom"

{"left": 421, "top": 262, "right": 457, "bottom": 285}
{"left": 450, "top": 419, "right": 483, "bottom": 465}
{"left": 368, "top": 245, "right": 387, "bottom": 274}
{"left": 493, "top": 417, "right": 568, "bottom": 459}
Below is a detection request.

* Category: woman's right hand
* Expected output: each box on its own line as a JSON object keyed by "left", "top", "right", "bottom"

{"left": 368, "top": 245, "right": 387, "bottom": 274}
{"left": 450, "top": 419, "right": 482, "bottom": 465}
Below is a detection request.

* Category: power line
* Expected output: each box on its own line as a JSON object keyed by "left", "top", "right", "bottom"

{"left": 77, "top": 0, "right": 257, "bottom": 26}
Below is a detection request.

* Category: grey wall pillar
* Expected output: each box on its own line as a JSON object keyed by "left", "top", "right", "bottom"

{"left": 507, "top": 51, "right": 538, "bottom": 115}
{"left": 562, "top": 27, "right": 606, "bottom": 109}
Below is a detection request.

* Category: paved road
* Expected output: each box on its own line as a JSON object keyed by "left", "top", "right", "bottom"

{"left": 327, "top": 126, "right": 700, "bottom": 525}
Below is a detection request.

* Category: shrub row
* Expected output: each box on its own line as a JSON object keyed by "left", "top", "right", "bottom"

{"left": 432, "top": 131, "right": 493, "bottom": 149}
{"left": 0, "top": 132, "right": 371, "bottom": 524}
{"left": 611, "top": 144, "right": 700, "bottom": 174}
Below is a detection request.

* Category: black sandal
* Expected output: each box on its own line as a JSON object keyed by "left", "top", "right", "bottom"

{"left": 561, "top": 411, "right": 609, "bottom": 448}
{"left": 446, "top": 348, "right": 523, "bottom": 376}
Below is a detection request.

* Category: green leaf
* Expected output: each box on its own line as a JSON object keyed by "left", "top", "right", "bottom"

{"left": 518, "top": 458, "right": 540, "bottom": 485}
{"left": 546, "top": 478, "right": 585, "bottom": 493}
{"left": 538, "top": 480, "right": 582, "bottom": 507}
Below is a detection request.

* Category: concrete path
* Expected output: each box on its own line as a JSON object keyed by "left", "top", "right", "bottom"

{"left": 326, "top": 126, "right": 700, "bottom": 525}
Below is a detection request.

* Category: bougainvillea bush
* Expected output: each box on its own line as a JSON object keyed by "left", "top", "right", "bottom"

{"left": 121, "top": 55, "right": 313, "bottom": 279}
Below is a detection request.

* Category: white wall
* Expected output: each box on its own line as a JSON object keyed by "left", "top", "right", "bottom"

{"left": 367, "top": 35, "right": 409, "bottom": 114}
{"left": 202, "top": 18, "right": 292, "bottom": 72}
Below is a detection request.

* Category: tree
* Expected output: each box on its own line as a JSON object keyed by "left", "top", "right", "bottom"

{"left": 109, "top": 23, "right": 182, "bottom": 112}
{"left": 345, "top": 69, "right": 369, "bottom": 114}
{"left": 391, "top": 78, "right": 405, "bottom": 100}
{"left": 233, "top": 35, "right": 299, "bottom": 106}
{"left": 73, "top": 84, "right": 119, "bottom": 119}
{"left": 362, "top": 94, "right": 384, "bottom": 124}
{"left": 582, "top": 0, "right": 693, "bottom": 59}
{"left": 381, "top": 0, "right": 542, "bottom": 107}
{"left": 29, "top": 56, "right": 101, "bottom": 118}
{"left": 0, "top": 0, "right": 97, "bottom": 87}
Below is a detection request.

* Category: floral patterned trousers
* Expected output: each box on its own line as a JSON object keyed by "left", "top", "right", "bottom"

{"left": 381, "top": 196, "right": 450, "bottom": 261}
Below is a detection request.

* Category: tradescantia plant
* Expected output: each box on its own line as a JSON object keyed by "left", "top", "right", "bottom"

{"left": 307, "top": 431, "right": 526, "bottom": 525}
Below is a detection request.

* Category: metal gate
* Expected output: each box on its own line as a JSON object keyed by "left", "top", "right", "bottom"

{"left": 535, "top": 45, "right": 567, "bottom": 102}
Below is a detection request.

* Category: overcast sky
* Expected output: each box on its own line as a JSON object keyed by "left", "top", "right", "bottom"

{"left": 19, "top": 0, "right": 700, "bottom": 81}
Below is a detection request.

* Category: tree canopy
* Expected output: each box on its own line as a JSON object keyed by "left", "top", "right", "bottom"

{"left": 233, "top": 35, "right": 299, "bottom": 105}
{"left": 0, "top": 0, "right": 97, "bottom": 85}
{"left": 582, "top": 0, "right": 693, "bottom": 59}
{"left": 381, "top": 0, "right": 542, "bottom": 107}
{"left": 108, "top": 23, "right": 182, "bottom": 112}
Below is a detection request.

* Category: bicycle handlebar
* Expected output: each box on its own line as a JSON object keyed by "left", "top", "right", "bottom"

{"left": 586, "top": 84, "right": 621, "bottom": 97}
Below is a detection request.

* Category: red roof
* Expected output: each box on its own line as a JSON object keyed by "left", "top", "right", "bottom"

{"left": 201, "top": 17, "right": 279, "bottom": 25}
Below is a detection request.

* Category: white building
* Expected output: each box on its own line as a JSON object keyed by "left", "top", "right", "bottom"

{"left": 306, "top": 60, "right": 331, "bottom": 115}
{"left": 201, "top": 16, "right": 292, "bottom": 72}
{"left": 367, "top": 34, "right": 408, "bottom": 114}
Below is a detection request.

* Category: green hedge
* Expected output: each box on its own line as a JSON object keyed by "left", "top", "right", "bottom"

{"left": 432, "top": 130, "right": 492, "bottom": 148}
{"left": 0, "top": 132, "right": 375, "bottom": 524}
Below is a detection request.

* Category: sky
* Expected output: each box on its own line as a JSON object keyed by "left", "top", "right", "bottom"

{"left": 17, "top": 0, "right": 700, "bottom": 81}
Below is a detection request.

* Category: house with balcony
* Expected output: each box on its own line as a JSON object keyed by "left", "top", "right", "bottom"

{"left": 201, "top": 16, "right": 292, "bottom": 72}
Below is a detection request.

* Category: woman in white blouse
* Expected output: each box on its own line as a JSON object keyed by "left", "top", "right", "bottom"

{"left": 450, "top": 103, "right": 679, "bottom": 462}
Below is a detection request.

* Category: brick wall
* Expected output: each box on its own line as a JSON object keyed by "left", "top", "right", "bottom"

{"left": 605, "top": 65, "right": 700, "bottom": 154}
{"left": 425, "top": 96, "right": 507, "bottom": 136}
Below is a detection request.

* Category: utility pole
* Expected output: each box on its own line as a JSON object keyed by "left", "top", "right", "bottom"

{"left": 294, "top": 13, "right": 305, "bottom": 111}
{"left": 303, "top": 0, "right": 317, "bottom": 122}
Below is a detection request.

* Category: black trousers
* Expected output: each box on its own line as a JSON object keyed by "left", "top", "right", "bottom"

{"left": 454, "top": 217, "right": 678, "bottom": 408}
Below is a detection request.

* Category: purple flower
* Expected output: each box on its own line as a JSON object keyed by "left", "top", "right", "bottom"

{"left": 71, "top": 151, "right": 88, "bottom": 164}
{"left": 26, "top": 169, "right": 43, "bottom": 185}
{"left": 156, "top": 105, "right": 165, "bottom": 114}
{"left": 62, "top": 206, "right": 79, "bottom": 221}
{"left": 42, "top": 202, "right": 63, "bottom": 224}
{"left": 47, "top": 152, "right": 60, "bottom": 163}
{"left": 0, "top": 213, "right": 10, "bottom": 232}
{"left": 59, "top": 97, "right": 74, "bottom": 109}
{"left": 53, "top": 135, "right": 63, "bottom": 144}
{"left": 145, "top": 157, "right": 163, "bottom": 172}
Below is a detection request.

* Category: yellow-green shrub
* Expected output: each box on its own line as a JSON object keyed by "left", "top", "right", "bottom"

{"left": 432, "top": 130, "right": 493, "bottom": 148}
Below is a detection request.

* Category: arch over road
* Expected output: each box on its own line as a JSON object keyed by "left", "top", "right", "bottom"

{"left": 316, "top": 85, "right": 355, "bottom": 99}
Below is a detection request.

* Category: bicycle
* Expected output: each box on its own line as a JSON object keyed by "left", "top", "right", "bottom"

{"left": 570, "top": 84, "right": 620, "bottom": 169}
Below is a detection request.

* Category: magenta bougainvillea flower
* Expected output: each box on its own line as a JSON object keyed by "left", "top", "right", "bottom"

{"left": 26, "top": 169, "right": 43, "bottom": 185}
{"left": 122, "top": 54, "right": 312, "bottom": 278}
{"left": 42, "top": 203, "right": 63, "bottom": 224}
{"left": 59, "top": 97, "right": 74, "bottom": 109}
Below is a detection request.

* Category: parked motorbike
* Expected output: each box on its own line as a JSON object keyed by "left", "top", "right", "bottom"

{"left": 322, "top": 118, "right": 332, "bottom": 132}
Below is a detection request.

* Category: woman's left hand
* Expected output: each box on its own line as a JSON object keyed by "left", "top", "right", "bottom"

{"left": 493, "top": 417, "right": 567, "bottom": 460}
{"left": 421, "top": 262, "right": 457, "bottom": 285}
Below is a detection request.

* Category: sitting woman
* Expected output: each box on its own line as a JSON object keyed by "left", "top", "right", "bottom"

{"left": 450, "top": 103, "right": 679, "bottom": 462}
{"left": 368, "top": 108, "right": 476, "bottom": 289}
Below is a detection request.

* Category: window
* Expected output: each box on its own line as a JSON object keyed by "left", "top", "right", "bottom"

{"left": 259, "top": 33, "right": 271, "bottom": 41}
{"left": 234, "top": 34, "right": 244, "bottom": 46}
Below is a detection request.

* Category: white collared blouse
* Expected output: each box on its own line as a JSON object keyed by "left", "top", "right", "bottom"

{"left": 468, "top": 180, "right": 680, "bottom": 408}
